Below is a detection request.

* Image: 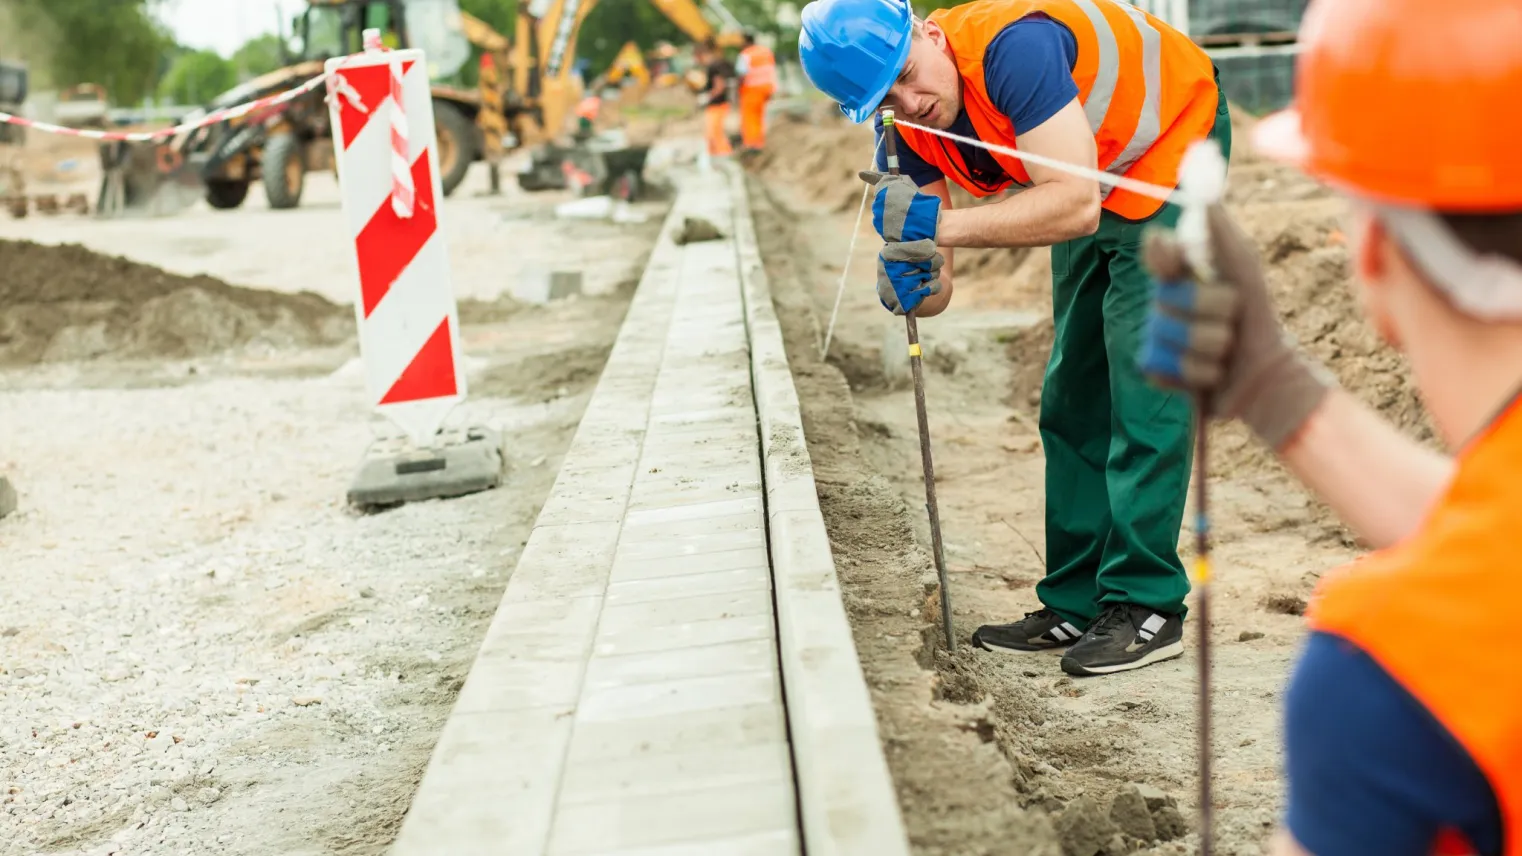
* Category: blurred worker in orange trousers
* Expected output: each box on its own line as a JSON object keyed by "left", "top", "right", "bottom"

{"left": 696, "top": 39, "right": 734, "bottom": 158}
{"left": 735, "top": 31, "right": 776, "bottom": 153}
{"left": 1138, "top": 0, "right": 1522, "bottom": 853}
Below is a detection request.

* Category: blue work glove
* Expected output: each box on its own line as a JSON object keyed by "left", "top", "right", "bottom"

{"left": 859, "top": 169, "right": 944, "bottom": 315}
{"left": 1138, "top": 204, "right": 1333, "bottom": 450}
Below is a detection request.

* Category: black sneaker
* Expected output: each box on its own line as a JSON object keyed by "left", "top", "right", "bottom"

{"left": 971, "top": 609, "right": 1087, "bottom": 653}
{"left": 1060, "top": 603, "right": 1184, "bottom": 676}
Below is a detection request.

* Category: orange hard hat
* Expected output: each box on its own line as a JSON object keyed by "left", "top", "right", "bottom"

{"left": 1254, "top": 0, "right": 1522, "bottom": 211}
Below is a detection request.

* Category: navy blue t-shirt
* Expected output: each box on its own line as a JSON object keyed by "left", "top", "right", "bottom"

{"left": 1283, "top": 631, "right": 1503, "bottom": 855}
{"left": 874, "top": 15, "right": 1079, "bottom": 188}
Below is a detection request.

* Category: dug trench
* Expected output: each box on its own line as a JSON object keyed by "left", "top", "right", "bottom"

{"left": 747, "top": 108, "right": 1429, "bottom": 856}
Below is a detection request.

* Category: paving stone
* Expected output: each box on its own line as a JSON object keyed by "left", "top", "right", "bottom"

{"left": 597, "top": 589, "right": 773, "bottom": 637}
{"left": 625, "top": 481, "right": 760, "bottom": 514}
{"left": 578, "top": 670, "right": 780, "bottom": 723}
{"left": 479, "top": 596, "right": 604, "bottom": 661}
{"left": 558, "top": 741, "right": 793, "bottom": 806}
{"left": 575, "top": 828, "right": 798, "bottom": 856}
{"left": 593, "top": 612, "right": 775, "bottom": 672}
{"left": 615, "top": 527, "right": 768, "bottom": 562}
{"left": 567, "top": 701, "right": 786, "bottom": 765}
{"left": 582, "top": 638, "right": 777, "bottom": 690}
{"left": 609, "top": 546, "right": 771, "bottom": 583}
{"left": 619, "top": 511, "right": 764, "bottom": 545}
{"left": 547, "top": 779, "right": 797, "bottom": 855}
{"left": 605, "top": 565, "right": 770, "bottom": 607}
{"left": 391, "top": 708, "right": 574, "bottom": 856}
{"left": 624, "top": 497, "right": 762, "bottom": 527}
{"left": 452, "top": 646, "right": 590, "bottom": 714}
{"left": 505, "top": 522, "right": 621, "bottom": 601}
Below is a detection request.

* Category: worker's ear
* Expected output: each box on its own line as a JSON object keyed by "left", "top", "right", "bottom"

{"left": 1350, "top": 207, "right": 1402, "bottom": 348}
{"left": 922, "top": 19, "right": 947, "bottom": 48}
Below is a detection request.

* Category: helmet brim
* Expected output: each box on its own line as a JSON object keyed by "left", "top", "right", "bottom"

{"left": 1252, "top": 109, "right": 1309, "bottom": 167}
{"left": 839, "top": 23, "right": 912, "bottom": 124}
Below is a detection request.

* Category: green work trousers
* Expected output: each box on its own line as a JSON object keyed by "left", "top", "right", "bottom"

{"left": 1034, "top": 82, "right": 1232, "bottom": 628}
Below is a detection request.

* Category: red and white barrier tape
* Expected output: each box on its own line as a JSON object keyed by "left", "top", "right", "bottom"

{"left": 360, "top": 28, "right": 413, "bottom": 219}
{"left": 0, "top": 56, "right": 373, "bottom": 144}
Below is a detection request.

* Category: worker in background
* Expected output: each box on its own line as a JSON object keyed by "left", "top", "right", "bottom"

{"left": 574, "top": 91, "right": 601, "bottom": 139}
{"left": 696, "top": 39, "right": 735, "bottom": 160}
{"left": 1138, "top": 0, "right": 1520, "bottom": 851}
{"left": 735, "top": 31, "right": 777, "bottom": 155}
{"left": 798, "top": 0, "right": 1230, "bottom": 676}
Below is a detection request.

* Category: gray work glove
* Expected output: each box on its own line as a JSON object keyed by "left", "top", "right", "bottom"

{"left": 859, "top": 169, "right": 944, "bottom": 315}
{"left": 1139, "top": 205, "right": 1335, "bottom": 450}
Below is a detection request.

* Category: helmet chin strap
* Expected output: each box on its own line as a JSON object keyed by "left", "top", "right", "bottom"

{"left": 1376, "top": 205, "right": 1522, "bottom": 322}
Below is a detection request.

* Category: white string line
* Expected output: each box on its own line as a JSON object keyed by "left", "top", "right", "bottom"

{"left": 893, "top": 117, "right": 1198, "bottom": 207}
{"left": 819, "top": 135, "right": 884, "bottom": 359}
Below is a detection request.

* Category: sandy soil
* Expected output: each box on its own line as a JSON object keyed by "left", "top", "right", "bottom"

{"left": 749, "top": 108, "right": 1425, "bottom": 856}
{"left": 0, "top": 163, "right": 665, "bottom": 856}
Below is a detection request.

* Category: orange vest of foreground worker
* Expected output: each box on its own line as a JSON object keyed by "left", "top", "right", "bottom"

{"left": 1309, "top": 397, "right": 1522, "bottom": 855}
{"left": 895, "top": 0, "right": 1218, "bottom": 221}
{"left": 740, "top": 43, "right": 777, "bottom": 91}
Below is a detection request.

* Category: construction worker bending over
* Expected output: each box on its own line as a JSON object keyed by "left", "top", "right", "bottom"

{"left": 1139, "top": 0, "right": 1521, "bottom": 851}
{"left": 798, "top": 0, "right": 1231, "bottom": 676}
{"left": 735, "top": 31, "right": 777, "bottom": 154}
{"left": 696, "top": 40, "right": 735, "bottom": 159}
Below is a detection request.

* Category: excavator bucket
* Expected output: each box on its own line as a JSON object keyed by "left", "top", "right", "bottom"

{"left": 96, "top": 139, "right": 204, "bottom": 218}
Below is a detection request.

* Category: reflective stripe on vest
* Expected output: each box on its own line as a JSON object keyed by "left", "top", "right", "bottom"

{"left": 894, "top": 0, "right": 1218, "bottom": 220}
{"left": 1309, "top": 395, "right": 1522, "bottom": 855}
{"left": 741, "top": 45, "right": 777, "bottom": 89}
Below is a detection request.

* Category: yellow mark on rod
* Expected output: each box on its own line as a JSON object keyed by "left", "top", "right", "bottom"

{"left": 1194, "top": 557, "right": 1212, "bottom": 585}
{"left": 908, "top": 343, "right": 922, "bottom": 358}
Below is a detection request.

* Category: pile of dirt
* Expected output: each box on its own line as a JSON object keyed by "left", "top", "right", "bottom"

{"left": 0, "top": 239, "right": 353, "bottom": 366}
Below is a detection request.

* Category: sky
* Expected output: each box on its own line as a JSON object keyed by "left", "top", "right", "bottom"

{"left": 159, "top": 0, "right": 309, "bottom": 57}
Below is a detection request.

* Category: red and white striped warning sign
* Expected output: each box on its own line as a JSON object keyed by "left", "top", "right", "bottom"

{"left": 326, "top": 41, "right": 465, "bottom": 446}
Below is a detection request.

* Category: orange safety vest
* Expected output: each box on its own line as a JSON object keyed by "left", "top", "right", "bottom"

{"left": 895, "top": 0, "right": 1219, "bottom": 221}
{"left": 1308, "top": 395, "right": 1522, "bottom": 855}
{"left": 740, "top": 44, "right": 777, "bottom": 90}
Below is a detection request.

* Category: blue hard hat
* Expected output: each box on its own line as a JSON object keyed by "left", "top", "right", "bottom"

{"left": 799, "top": 0, "right": 913, "bottom": 124}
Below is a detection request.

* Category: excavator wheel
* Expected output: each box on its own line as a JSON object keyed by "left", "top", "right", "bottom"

{"left": 433, "top": 100, "right": 476, "bottom": 197}
{"left": 262, "top": 133, "right": 306, "bottom": 210}
{"left": 206, "top": 180, "right": 250, "bottom": 210}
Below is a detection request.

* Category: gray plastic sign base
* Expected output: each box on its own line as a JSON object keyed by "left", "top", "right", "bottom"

{"left": 347, "top": 426, "right": 505, "bottom": 510}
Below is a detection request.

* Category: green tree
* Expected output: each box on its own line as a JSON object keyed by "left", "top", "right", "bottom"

{"left": 576, "top": 2, "right": 688, "bottom": 77}
{"left": 6, "top": 0, "right": 171, "bottom": 105}
{"left": 231, "top": 34, "right": 286, "bottom": 81}
{"left": 158, "top": 49, "right": 236, "bottom": 105}
{"left": 458, "top": 0, "right": 516, "bottom": 34}
{"left": 450, "top": 0, "right": 516, "bottom": 87}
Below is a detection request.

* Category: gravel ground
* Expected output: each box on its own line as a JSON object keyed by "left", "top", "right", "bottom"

{"left": 0, "top": 161, "right": 665, "bottom": 855}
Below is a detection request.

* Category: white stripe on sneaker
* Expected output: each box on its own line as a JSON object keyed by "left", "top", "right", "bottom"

{"left": 1050, "top": 626, "right": 1071, "bottom": 641}
{"left": 1140, "top": 613, "right": 1167, "bottom": 635}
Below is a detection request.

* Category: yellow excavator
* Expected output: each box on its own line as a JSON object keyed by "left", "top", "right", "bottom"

{"left": 509, "top": 0, "right": 748, "bottom": 196}
{"left": 606, "top": 0, "right": 746, "bottom": 103}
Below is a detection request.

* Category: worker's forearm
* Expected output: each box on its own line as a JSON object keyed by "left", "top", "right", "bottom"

{"left": 912, "top": 247, "right": 955, "bottom": 317}
{"left": 937, "top": 183, "right": 1099, "bottom": 249}
{"left": 1278, "top": 388, "right": 1454, "bottom": 549}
